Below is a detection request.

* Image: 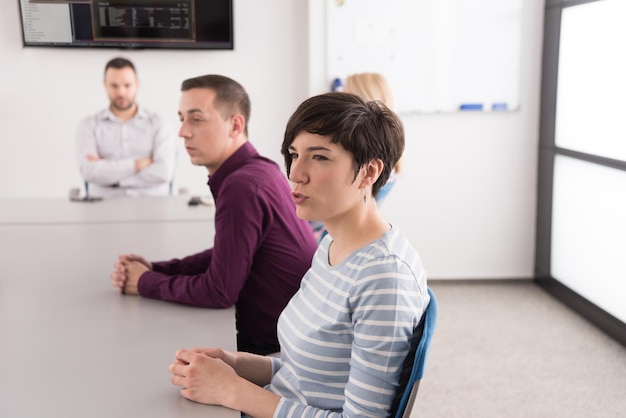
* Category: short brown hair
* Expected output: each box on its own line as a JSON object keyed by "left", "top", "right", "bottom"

{"left": 181, "top": 74, "right": 251, "bottom": 136}
{"left": 281, "top": 92, "right": 404, "bottom": 197}
{"left": 104, "top": 57, "right": 136, "bottom": 74}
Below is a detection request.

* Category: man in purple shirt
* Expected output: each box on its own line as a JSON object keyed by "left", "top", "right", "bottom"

{"left": 110, "top": 75, "right": 318, "bottom": 355}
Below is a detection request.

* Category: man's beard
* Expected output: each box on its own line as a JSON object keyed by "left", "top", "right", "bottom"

{"left": 111, "top": 98, "right": 134, "bottom": 111}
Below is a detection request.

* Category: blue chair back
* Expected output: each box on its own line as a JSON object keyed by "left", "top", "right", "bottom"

{"left": 393, "top": 287, "right": 438, "bottom": 418}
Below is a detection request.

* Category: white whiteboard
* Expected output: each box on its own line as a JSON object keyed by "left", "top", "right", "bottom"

{"left": 326, "top": 0, "right": 522, "bottom": 113}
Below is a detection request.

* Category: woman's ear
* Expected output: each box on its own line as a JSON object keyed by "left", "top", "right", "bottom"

{"left": 360, "top": 159, "right": 384, "bottom": 188}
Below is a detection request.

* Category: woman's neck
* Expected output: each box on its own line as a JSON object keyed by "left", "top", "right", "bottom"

{"left": 326, "top": 207, "right": 390, "bottom": 266}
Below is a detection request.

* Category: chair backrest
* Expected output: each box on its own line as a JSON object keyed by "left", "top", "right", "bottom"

{"left": 393, "top": 287, "right": 438, "bottom": 418}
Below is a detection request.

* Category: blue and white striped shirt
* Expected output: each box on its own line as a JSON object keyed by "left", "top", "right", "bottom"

{"left": 267, "top": 226, "right": 429, "bottom": 417}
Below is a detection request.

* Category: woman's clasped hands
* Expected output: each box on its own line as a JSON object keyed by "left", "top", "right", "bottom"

{"left": 168, "top": 347, "right": 238, "bottom": 406}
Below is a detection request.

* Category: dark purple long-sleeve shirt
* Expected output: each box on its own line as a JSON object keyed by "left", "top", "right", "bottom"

{"left": 137, "top": 142, "right": 318, "bottom": 346}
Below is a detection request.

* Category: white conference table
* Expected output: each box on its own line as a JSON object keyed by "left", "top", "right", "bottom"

{"left": 0, "top": 197, "right": 239, "bottom": 418}
{"left": 0, "top": 195, "right": 215, "bottom": 225}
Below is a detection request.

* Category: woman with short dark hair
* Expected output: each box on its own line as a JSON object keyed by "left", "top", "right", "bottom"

{"left": 169, "top": 92, "right": 430, "bottom": 418}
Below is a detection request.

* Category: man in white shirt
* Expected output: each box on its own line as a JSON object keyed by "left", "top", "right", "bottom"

{"left": 76, "top": 57, "right": 176, "bottom": 197}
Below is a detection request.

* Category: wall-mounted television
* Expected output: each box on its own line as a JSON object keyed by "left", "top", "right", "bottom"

{"left": 18, "top": 0, "right": 233, "bottom": 50}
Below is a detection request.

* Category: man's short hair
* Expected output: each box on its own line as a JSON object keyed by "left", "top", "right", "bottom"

{"left": 281, "top": 92, "right": 405, "bottom": 197}
{"left": 104, "top": 57, "right": 136, "bottom": 75}
{"left": 181, "top": 74, "right": 251, "bottom": 136}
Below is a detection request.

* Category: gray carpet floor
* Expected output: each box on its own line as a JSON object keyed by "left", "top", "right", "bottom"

{"left": 412, "top": 280, "right": 626, "bottom": 418}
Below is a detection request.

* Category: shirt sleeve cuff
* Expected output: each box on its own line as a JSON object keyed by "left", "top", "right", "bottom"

{"left": 136, "top": 270, "right": 165, "bottom": 299}
{"left": 269, "top": 356, "right": 282, "bottom": 376}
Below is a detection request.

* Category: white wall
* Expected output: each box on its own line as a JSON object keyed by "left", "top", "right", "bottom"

{"left": 0, "top": 0, "right": 544, "bottom": 280}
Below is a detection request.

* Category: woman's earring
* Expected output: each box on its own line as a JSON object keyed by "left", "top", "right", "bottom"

{"left": 363, "top": 190, "right": 367, "bottom": 203}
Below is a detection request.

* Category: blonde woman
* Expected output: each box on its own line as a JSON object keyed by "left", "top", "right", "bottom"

{"left": 344, "top": 72, "right": 404, "bottom": 180}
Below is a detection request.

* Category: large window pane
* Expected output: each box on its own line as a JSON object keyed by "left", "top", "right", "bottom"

{"left": 551, "top": 155, "right": 626, "bottom": 322}
{"left": 555, "top": 0, "right": 626, "bottom": 161}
